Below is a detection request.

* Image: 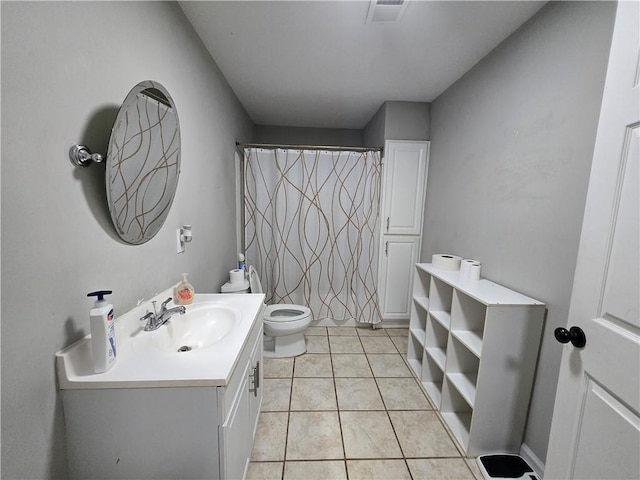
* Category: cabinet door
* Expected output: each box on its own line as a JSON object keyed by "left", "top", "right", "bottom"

{"left": 248, "top": 325, "right": 264, "bottom": 437}
{"left": 378, "top": 236, "right": 420, "bottom": 319}
{"left": 219, "top": 364, "right": 251, "bottom": 480}
{"left": 381, "top": 140, "right": 429, "bottom": 235}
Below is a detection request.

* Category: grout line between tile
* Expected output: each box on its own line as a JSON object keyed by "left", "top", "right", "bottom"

{"left": 329, "top": 344, "right": 351, "bottom": 478}
{"left": 369, "top": 353, "right": 416, "bottom": 480}
{"left": 254, "top": 328, "right": 479, "bottom": 480}
{"left": 281, "top": 357, "right": 295, "bottom": 471}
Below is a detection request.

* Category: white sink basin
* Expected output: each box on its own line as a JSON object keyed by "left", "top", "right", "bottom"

{"left": 55, "top": 291, "right": 266, "bottom": 388}
{"left": 152, "top": 304, "right": 237, "bottom": 353}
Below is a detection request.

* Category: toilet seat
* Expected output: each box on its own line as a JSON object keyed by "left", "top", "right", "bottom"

{"left": 248, "top": 265, "right": 312, "bottom": 357}
{"left": 264, "top": 304, "right": 311, "bottom": 323}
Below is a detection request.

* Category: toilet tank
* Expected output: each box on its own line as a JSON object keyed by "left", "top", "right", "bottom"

{"left": 220, "top": 279, "right": 249, "bottom": 293}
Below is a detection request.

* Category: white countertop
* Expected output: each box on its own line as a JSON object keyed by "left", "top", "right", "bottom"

{"left": 56, "top": 291, "right": 265, "bottom": 389}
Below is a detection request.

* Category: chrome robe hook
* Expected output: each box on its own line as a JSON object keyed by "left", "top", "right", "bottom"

{"left": 69, "top": 145, "right": 104, "bottom": 167}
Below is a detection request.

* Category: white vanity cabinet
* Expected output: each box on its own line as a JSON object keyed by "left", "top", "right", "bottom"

{"left": 219, "top": 323, "right": 263, "bottom": 480}
{"left": 378, "top": 141, "right": 429, "bottom": 320}
{"left": 408, "top": 263, "right": 545, "bottom": 457}
{"left": 59, "top": 295, "right": 265, "bottom": 480}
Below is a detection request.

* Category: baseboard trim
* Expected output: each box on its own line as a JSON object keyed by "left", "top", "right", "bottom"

{"left": 379, "top": 319, "right": 409, "bottom": 328}
{"left": 310, "top": 318, "right": 410, "bottom": 328}
{"left": 520, "top": 442, "right": 545, "bottom": 478}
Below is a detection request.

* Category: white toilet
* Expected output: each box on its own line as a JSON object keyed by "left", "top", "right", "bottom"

{"left": 248, "top": 265, "right": 312, "bottom": 358}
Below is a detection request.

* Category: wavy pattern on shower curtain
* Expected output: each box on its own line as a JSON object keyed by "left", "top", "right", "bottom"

{"left": 244, "top": 147, "right": 382, "bottom": 324}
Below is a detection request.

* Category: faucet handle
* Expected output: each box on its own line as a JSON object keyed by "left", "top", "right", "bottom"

{"left": 160, "top": 297, "right": 173, "bottom": 310}
{"left": 140, "top": 311, "right": 154, "bottom": 322}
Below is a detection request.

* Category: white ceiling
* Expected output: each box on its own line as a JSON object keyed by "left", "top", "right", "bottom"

{"left": 179, "top": 1, "right": 547, "bottom": 130}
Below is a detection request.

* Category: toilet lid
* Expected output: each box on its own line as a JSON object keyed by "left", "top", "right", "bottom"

{"left": 248, "top": 265, "right": 263, "bottom": 294}
{"left": 264, "top": 304, "right": 311, "bottom": 322}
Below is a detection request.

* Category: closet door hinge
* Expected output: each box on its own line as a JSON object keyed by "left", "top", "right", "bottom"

{"left": 385, "top": 241, "right": 389, "bottom": 256}
{"left": 386, "top": 217, "right": 390, "bottom": 232}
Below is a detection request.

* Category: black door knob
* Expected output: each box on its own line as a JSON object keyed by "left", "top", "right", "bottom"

{"left": 554, "top": 326, "right": 587, "bottom": 348}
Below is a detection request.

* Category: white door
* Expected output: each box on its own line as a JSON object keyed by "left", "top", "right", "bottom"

{"left": 381, "top": 140, "right": 429, "bottom": 235}
{"left": 378, "top": 235, "right": 420, "bottom": 319}
{"left": 544, "top": 3, "right": 640, "bottom": 479}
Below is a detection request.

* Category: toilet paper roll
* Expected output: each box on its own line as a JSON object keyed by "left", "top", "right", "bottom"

{"left": 459, "top": 259, "right": 482, "bottom": 281}
{"left": 229, "top": 269, "right": 245, "bottom": 285}
{"left": 459, "top": 259, "right": 475, "bottom": 278}
{"left": 467, "top": 263, "right": 482, "bottom": 281}
{"left": 432, "top": 254, "right": 462, "bottom": 271}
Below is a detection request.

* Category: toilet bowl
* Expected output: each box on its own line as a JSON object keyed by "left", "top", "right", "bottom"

{"left": 248, "top": 266, "right": 312, "bottom": 358}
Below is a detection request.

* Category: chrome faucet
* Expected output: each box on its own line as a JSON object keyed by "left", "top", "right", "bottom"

{"left": 140, "top": 297, "right": 186, "bottom": 331}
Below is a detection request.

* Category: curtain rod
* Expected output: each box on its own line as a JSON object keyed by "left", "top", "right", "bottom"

{"left": 236, "top": 142, "right": 382, "bottom": 152}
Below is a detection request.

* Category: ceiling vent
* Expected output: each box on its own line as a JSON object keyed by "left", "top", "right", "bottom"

{"left": 366, "top": 0, "right": 408, "bottom": 23}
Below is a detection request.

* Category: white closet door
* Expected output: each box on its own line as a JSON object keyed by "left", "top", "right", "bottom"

{"left": 378, "top": 236, "right": 420, "bottom": 319}
{"left": 382, "top": 140, "right": 429, "bottom": 235}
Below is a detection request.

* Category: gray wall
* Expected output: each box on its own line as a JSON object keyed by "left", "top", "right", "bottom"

{"left": 253, "top": 101, "right": 430, "bottom": 149}
{"left": 421, "top": 1, "right": 616, "bottom": 464}
{"left": 363, "top": 103, "right": 387, "bottom": 147}
{"left": 1, "top": 2, "right": 253, "bottom": 478}
{"left": 363, "top": 101, "right": 430, "bottom": 147}
{"left": 384, "top": 101, "right": 430, "bottom": 142}
{"left": 253, "top": 125, "right": 364, "bottom": 147}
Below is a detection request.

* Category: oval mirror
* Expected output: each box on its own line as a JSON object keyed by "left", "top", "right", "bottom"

{"left": 106, "top": 80, "right": 181, "bottom": 244}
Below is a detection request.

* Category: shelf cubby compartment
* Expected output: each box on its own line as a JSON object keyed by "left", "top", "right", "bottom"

{"left": 429, "top": 276, "right": 453, "bottom": 313}
{"left": 409, "top": 298, "right": 428, "bottom": 333}
{"left": 413, "top": 295, "right": 429, "bottom": 313}
{"left": 421, "top": 354, "right": 444, "bottom": 407}
{"left": 425, "top": 317, "right": 448, "bottom": 371}
{"left": 441, "top": 380, "right": 473, "bottom": 450}
{"left": 408, "top": 324, "right": 426, "bottom": 352}
{"left": 450, "top": 290, "right": 487, "bottom": 357}
{"left": 444, "top": 336, "right": 479, "bottom": 407}
{"left": 407, "top": 331, "right": 425, "bottom": 378}
{"left": 413, "top": 265, "right": 432, "bottom": 299}
{"left": 429, "top": 310, "right": 451, "bottom": 330}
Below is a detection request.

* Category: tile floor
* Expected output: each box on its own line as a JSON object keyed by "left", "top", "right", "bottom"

{"left": 247, "top": 326, "right": 483, "bottom": 480}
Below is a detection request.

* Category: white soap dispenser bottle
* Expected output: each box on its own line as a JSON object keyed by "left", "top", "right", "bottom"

{"left": 87, "top": 290, "right": 116, "bottom": 373}
{"left": 174, "top": 273, "right": 195, "bottom": 305}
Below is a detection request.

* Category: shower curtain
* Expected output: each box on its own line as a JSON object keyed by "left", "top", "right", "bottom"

{"left": 244, "top": 147, "right": 382, "bottom": 325}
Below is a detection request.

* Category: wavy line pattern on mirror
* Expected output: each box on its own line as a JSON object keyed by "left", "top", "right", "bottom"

{"left": 106, "top": 81, "right": 180, "bottom": 245}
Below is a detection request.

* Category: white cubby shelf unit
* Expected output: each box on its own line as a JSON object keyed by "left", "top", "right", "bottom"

{"left": 408, "top": 263, "right": 546, "bottom": 457}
